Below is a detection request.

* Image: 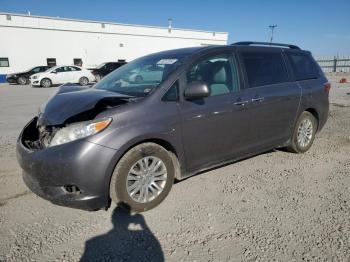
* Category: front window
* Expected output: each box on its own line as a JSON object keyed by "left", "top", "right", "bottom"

{"left": 94, "top": 53, "right": 187, "bottom": 97}
{"left": 31, "top": 67, "right": 42, "bottom": 73}
{"left": 69, "top": 66, "right": 81, "bottom": 71}
{"left": 187, "top": 54, "right": 238, "bottom": 96}
{"left": 52, "top": 66, "right": 69, "bottom": 73}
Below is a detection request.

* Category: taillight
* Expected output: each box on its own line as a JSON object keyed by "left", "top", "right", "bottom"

{"left": 324, "top": 82, "right": 331, "bottom": 93}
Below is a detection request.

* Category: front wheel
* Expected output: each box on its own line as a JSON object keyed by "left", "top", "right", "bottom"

{"left": 110, "top": 143, "right": 175, "bottom": 212}
{"left": 79, "top": 77, "right": 89, "bottom": 86}
{"left": 287, "top": 111, "right": 318, "bottom": 153}
{"left": 17, "top": 76, "right": 28, "bottom": 85}
{"left": 40, "top": 78, "right": 52, "bottom": 88}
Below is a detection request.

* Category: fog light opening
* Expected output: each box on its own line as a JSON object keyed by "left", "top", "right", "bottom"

{"left": 63, "top": 185, "right": 81, "bottom": 194}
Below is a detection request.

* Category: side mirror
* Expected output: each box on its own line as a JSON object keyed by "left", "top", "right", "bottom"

{"left": 184, "top": 81, "right": 210, "bottom": 99}
{"left": 51, "top": 71, "right": 57, "bottom": 74}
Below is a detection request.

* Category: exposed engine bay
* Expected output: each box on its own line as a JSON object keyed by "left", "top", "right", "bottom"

{"left": 22, "top": 85, "right": 134, "bottom": 150}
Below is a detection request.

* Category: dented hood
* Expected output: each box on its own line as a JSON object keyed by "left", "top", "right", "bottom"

{"left": 38, "top": 85, "right": 132, "bottom": 126}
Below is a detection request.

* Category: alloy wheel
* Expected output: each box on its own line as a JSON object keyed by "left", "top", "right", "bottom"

{"left": 297, "top": 119, "right": 313, "bottom": 148}
{"left": 126, "top": 156, "right": 167, "bottom": 203}
{"left": 42, "top": 79, "right": 51, "bottom": 88}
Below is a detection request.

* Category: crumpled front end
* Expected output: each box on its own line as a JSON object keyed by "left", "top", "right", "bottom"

{"left": 17, "top": 117, "right": 118, "bottom": 211}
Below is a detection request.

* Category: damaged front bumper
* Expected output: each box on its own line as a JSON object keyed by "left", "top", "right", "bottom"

{"left": 16, "top": 117, "right": 118, "bottom": 211}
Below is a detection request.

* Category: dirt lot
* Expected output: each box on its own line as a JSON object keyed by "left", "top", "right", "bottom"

{"left": 0, "top": 77, "right": 349, "bottom": 262}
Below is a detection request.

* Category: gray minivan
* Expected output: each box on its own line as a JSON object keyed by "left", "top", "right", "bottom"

{"left": 17, "top": 42, "right": 330, "bottom": 212}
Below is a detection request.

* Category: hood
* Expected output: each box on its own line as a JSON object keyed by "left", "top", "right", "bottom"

{"left": 37, "top": 85, "right": 133, "bottom": 126}
{"left": 7, "top": 71, "right": 27, "bottom": 76}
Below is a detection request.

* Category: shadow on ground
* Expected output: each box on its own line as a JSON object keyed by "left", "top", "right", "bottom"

{"left": 80, "top": 207, "right": 164, "bottom": 262}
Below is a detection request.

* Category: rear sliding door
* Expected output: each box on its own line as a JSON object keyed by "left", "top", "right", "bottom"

{"left": 237, "top": 47, "right": 301, "bottom": 150}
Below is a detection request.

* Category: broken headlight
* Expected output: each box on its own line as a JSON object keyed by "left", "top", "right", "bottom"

{"left": 49, "top": 118, "right": 112, "bottom": 147}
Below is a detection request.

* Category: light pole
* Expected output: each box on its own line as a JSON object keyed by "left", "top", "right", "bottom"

{"left": 269, "top": 25, "right": 277, "bottom": 43}
{"left": 168, "top": 18, "right": 173, "bottom": 33}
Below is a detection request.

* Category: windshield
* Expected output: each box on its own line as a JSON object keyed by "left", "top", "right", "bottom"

{"left": 94, "top": 52, "right": 188, "bottom": 97}
{"left": 46, "top": 66, "right": 58, "bottom": 72}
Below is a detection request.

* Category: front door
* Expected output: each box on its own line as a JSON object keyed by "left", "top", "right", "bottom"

{"left": 179, "top": 52, "right": 252, "bottom": 172}
{"left": 50, "top": 66, "right": 67, "bottom": 84}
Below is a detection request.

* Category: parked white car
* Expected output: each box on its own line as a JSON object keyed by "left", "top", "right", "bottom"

{"left": 30, "top": 65, "right": 96, "bottom": 87}
{"left": 128, "top": 64, "right": 164, "bottom": 83}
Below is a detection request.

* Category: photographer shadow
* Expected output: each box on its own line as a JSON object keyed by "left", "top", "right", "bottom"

{"left": 80, "top": 206, "right": 164, "bottom": 262}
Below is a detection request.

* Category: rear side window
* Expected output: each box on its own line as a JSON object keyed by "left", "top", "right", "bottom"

{"left": 240, "top": 51, "right": 289, "bottom": 87}
{"left": 286, "top": 52, "right": 320, "bottom": 81}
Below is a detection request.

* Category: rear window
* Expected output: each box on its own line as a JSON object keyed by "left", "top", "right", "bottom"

{"left": 241, "top": 51, "right": 289, "bottom": 87}
{"left": 286, "top": 52, "right": 320, "bottom": 81}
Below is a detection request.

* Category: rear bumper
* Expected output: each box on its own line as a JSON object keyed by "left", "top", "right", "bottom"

{"left": 16, "top": 118, "right": 118, "bottom": 211}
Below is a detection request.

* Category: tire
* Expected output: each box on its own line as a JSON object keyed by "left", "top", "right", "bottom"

{"left": 40, "top": 78, "right": 52, "bottom": 88}
{"left": 79, "top": 77, "right": 89, "bottom": 86}
{"left": 109, "top": 143, "right": 175, "bottom": 212}
{"left": 17, "top": 76, "right": 28, "bottom": 85}
{"left": 135, "top": 75, "right": 143, "bottom": 83}
{"left": 287, "top": 111, "right": 318, "bottom": 153}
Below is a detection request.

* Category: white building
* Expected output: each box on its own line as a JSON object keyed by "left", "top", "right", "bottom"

{"left": 0, "top": 12, "right": 228, "bottom": 79}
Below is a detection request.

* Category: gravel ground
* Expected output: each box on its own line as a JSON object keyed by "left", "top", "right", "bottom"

{"left": 0, "top": 77, "right": 349, "bottom": 262}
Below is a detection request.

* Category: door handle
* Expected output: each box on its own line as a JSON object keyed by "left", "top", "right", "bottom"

{"left": 251, "top": 97, "right": 264, "bottom": 102}
{"left": 234, "top": 100, "right": 249, "bottom": 106}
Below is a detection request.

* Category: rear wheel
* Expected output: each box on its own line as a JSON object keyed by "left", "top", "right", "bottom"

{"left": 40, "top": 78, "right": 52, "bottom": 88}
{"left": 287, "top": 111, "right": 318, "bottom": 153}
{"left": 79, "top": 77, "right": 89, "bottom": 86}
{"left": 17, "top": 76, "right": 28, "bottom": 85}
{"left": 110, "top": 143, "right": 175, "bottom": 212}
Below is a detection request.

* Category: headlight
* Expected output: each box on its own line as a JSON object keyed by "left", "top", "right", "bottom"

{"left": 49, "top": 118, "right": 112, "bottom": 147}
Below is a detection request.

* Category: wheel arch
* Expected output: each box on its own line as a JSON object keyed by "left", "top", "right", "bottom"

{"left": 304, "top": 107, "right": 319, "bottom": 130}
{"left": 134, "top": 138, "right": 182, "bottom": 180}
{"left": 108, "top": 137, "right": 183, "bottom": 187}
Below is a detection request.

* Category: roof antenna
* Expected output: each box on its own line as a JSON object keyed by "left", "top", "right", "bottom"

{"left": 168, "top": 18, "right": 173, "bottom": 33}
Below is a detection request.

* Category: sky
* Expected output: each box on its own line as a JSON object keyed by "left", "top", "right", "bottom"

{"left": 1, "top": 0, "right": 350, "bottom": 57}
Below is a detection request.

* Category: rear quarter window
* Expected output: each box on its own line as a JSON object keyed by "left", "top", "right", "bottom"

{"left": 240, "top": 51, "right": 289, "bottom": 88}
{"left": 286, "top": 52, "right": 320, "bottom": 81}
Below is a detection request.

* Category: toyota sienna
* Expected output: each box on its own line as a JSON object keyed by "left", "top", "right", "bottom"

{"left": 17, "top": 42, "right": 330, "bottom": 212}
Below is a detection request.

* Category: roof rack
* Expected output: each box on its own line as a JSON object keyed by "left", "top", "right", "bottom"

{"left": 231, "top": 41, "right": 301, "bottom": 50}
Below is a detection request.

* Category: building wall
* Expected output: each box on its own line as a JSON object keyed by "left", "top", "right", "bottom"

{"left": 0, "top": 13, "right": 228, "bottom": 76}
